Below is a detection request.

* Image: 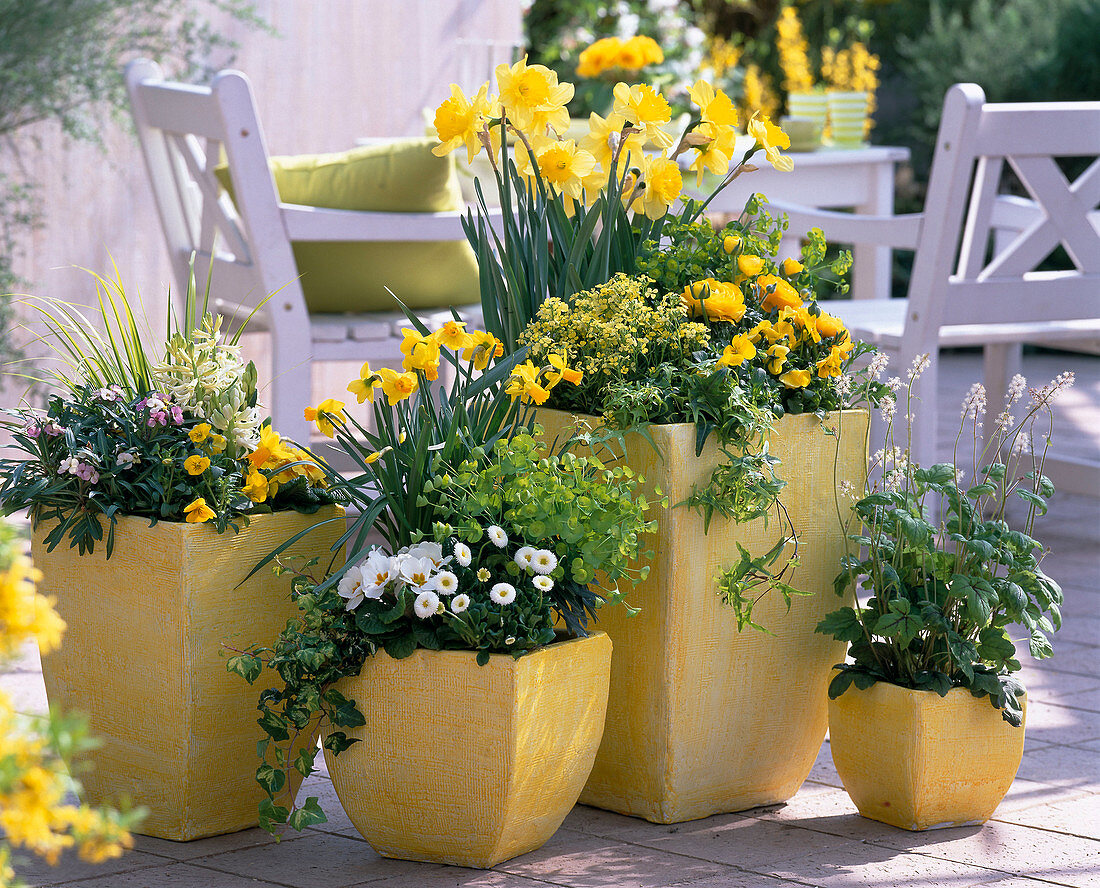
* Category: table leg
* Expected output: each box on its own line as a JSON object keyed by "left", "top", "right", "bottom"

{"left": 851, "top": 160, "right": 896, "bottom": 300}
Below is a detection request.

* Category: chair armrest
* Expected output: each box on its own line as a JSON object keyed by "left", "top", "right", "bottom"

{"left": 760, "top": 198, "right": 924, "bottom": 251}
{"left": 281, "top": 204, "right": 504, "bottom": 242}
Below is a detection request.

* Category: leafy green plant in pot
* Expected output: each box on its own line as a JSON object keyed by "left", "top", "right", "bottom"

{"left": 817, "top": 356, "right": 1074, "bottom": 830}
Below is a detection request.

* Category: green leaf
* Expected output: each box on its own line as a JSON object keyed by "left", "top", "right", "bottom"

{"left": 816, "top": 607, "right": 865, "bottom": 643}
{"left": 256, "top": 763, "right": 286, "bottom": 795}
{"left": 287, "top": 797, "right": 328, "bottom": 831}
{"left": 873, "top": 600, "right": 923, "bottom": 647}
{"left": 977, "top": 626, "right": 1016, "bottom": 663}
{"left": 258, "top": 798, "right": 289, "bottom": 834}
{"left": 1028, "top": 630, "right": 1053, "bottom": 659}
{"left": 293, "top": 747, "right": 317, "bottom": 777}
{"left": 226, "top": 653, "right": 263, "bottom": 684}
{"left": 257, "top": 709, "right": 290, "bottom": 742}
{"left": 827, "top": 669, "right": 856, "bottom": 699}
{"left": 322, "top": 731, "right": 361, "bottom": 755}
{"left": 382, "top": 634, "right": 418, "bottom": 660}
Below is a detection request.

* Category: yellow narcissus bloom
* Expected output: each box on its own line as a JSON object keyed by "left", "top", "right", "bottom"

{"left": 520, "top": 137, "right": 598, "bottom": 201}
{"left": 757, "top": 274, "right": 803, "bottom": 312}
{"left": 612, "top": 82, "right": 675, "bottom": 150}
{"left": 687, "top": 79, "right": 739, "bottom": 127}
{"left": 432, "top": 320, "right": 475, "bottom": 351}
{"left": 580, "top": 111, "right": 645, "bottom": 171}
{"left": 627, "top": 152, "right": 682, "bottom": 220}
{"left": 377, "top": 367, "right": 419, "bottom": 403}
{"left": 782, "top": 257, "right": 804, "bottom": 276}
{"left": 718, "top": 334, "right": 757, "bottom": 367}
{"left": 816, "top": 312, "right": 846, "bottom": 339}
{"left": 816, "top": 348, "right": 845, "bottom": 378}
{"left": 747, "top": 111, "right": 794, "bottom": 172}
{"left": 462, "top": 331, "right": 504, "bottom": 370}
{"left": 184, "top": 454, "right": 210, "bottom": 476}
{"left": 347, "top": 360, "right": 381, "bottom": 404}
{"left": 547, "top": 353, "right": 583, "bottom": 386}
{"left": 184, "top": 497, "right": 215, "bottom": 523}
{"left": 432, "top": 82, "right": 498, "bottom": 164}
{"left": 681, "top": 278, "right": 746, "bottom": 323}
{"left": 496, "top": 56, "right": 573, "bottom": 134}
{"left": 247, "top": 425, "right": 292, "bottom": 470}
{"left": 779, "top": 367, "right": 813, "bottom": 389}
{"left": 737, "top": 254, "right": 765, "bottom": 277}
{"left": 304, "top": 398, "right": 345, "bottom": 438}
{"left": 188, "top": 423, "right": 211, "bottom": 444}
{"left": 505, "top": 360, "right": 552, "bottom": 405}
{"left": 686, "top": 120, "right": 739, "bottom": 187}
{"left": 242, "top": 470, "right": 269, "bottom": 503}
{"left": 400, "top": 328, "right": 441, "bottom": 380}
{"left": 766, "top": 344, "right": 790, "bottom": 374}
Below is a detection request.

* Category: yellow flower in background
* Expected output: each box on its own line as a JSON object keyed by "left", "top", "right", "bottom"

{"left": 686, "top": 120, "right": 739, "bottom": 187}
{"left": 627, "top": 153, "right": 682, "bottom": 220}
{"left": 433, "top": 82, "right": 498, "bottom": 164}
{"left": 612, "top": 82, "right": 675, "bottom": 150}
{"left": 619, "top": 35, "right": 664, "bottom": 70}
{"left": 304, "top": 398, "right": 345, "bottom": 438}
{"left": 242, "top": 470, "right": 269, "bottom": 503}
{"left": 462, "top": 331, "right": 504, "bottom": 370}
{"left": 378, "top": 368, "right": 419, "bottom": 403}
{"left": 737, "top": 254, "right": 765, "bottom": 277}
{"left": 687, "top": 79, "right": 739, "bottom": 127}
{"left": 184, "top": 454, "right": 210, "bottom": 476}
{"left": 496, "top": 56, "right": 573, "bottom": 134}
{"left": 347, "top": 360, "right": 382, "bottom": 404}
{"left": 432, "top": 321, "right": 475, "bottom": 352}
{"left": 776, "top": 6, "right": 816, "bottom": 94}
{"left": 747, "top": 111, "right": 794, "bottom": 172}
{"left": 0, "top": 556, "right": 61, "bottom": 659}
{"left": 757, "top": 274, "right": 803, "bottom": 312}
{"left": 188, "top": 423, "right": 211, "bottom": 444}
{"left": 681, "top": 278, "right": 746, "bottom": 322}
{"left": 779, "top": 367, "right": 813, "bottom": 389}
{"left": 717, "top": 334, "right": 757, "bottom": 368}
{"left": 576, "top": 37, "right": 621, "bottom": 78}
{"left": 765, "top": 344, "right": 790, "bottom": 374}
{"left": 183, "top": 497, "right": 215, "bottom": 523}
{"left": 577, "top": 35, "right": 663, "bottom": 78}
{"left": 782, "top": 258, "right": 804, "bottom": 277}
{"left": 816, "top": 348, "right": 845, "bottom": 378}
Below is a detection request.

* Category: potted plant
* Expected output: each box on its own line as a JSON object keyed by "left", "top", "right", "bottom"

{"left": 817, "top": 361, "right": 1073, "bottom": 830}
{"left": 230, "top": 319, "right": 653, "bottom": 867}
{"left": 430, "top": 63, "right": 887, "bottom": 823}
{"left": 0, "top": 272, "right": 342, "bottom": 841}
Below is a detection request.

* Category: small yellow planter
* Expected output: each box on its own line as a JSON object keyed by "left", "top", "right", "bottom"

{"left": 828, "top": 681, "right": 1026, "bottom": 830}
{"left": 538, "top": 409, "right": 868, "bottom": 823}
{"left": 33, "top": 507, "right": 345, "bottom": 841}
{"left": 323, "top": 631, "right": 612, "bottom": 869}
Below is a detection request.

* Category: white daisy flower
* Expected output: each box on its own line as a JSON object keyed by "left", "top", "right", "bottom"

{"left": 413, "top": 589, "right": 441, "bottom": 619}
{"left": 337, "top": 565, "right": 367, "bottom": 611}
{"left": 399, "top": 556, "right": 436, "bottom": 590}
{"left": 453, "top": 542, "right": 472, "bottom": 567}
{"left": 531, "top": 549, "right": 558, "bottom": 575}
{"left": 487, "top": 525, "right": 508, "bottom": 548}
{"left": 514, "top": 546, "right": 537, "bottom": 571}
{"left": 450, "top": 593, "right": 471, "bottom": 614}
{"left": 505, "top": 636, "right": 516, "bottom": 645}
{"left": 476, "top": 567, "right": 491, "bottom": 582}
{"left": 433, "top": 570, "right": 459, "bottom": 596}
{"left": 490, "top": 582, "right": 517, "bottom": 605}
{"left": 532, "top": 575, "right": 554, "bottom": 592}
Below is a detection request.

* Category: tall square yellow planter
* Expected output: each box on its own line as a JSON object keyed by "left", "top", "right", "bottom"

{"left": 323, "top": 631, "right": 612, "bottom": 869}
{"left": 538, "top": 409, "right": 868, "bottom": 823}
{"left": 33, "top": 507, "right": 345, "bottom": 841}
{"left": 828, "top": 682, "right": 1026, "bottom": 830}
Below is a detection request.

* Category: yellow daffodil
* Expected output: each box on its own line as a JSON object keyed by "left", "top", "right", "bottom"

{"left": 400, "top": 328, "right": 441, "bottom": 378}
{"left": 462, "top": 330, "right": 504, "bottom": 370}
{"left": 737, "top": 254, "right": 765, "bottom": 277}
{"left": 377, "top": 367, "right": 419, "bottom": 403}
{"left": 363, "top": 445, "right": 392, "bottom": 465}
{"left": 816, "top": 312, "right": 846, "bottom": 339}
{"left": 779, "top": 367, "right": 813, "bottom": 389}
{"left": 681, "top": 278, "right": 746, "bottom": 322}
{"left": 687, "top": 79, "right": 739, "bottom": 127}
{"left": 184, "top": 454, "right": 210, "bottom": 475}
{"left": 505, "top": 360, "right": 552, "bottom": 405}
{"left": 626, "top": 152, "right": 682, "bottom": 220}
{"left": 347, "top": 360, "right": 382, "bottom": 404}
{"left": 520, "top": 136, "right": 597, "bottom": 201}
{"left": 547, "top": 353, "right": 583, "bottom": 386}
{"left": 242, "top": 470, "right": 269, "bottom": 503}
{"left": 433, "top": 82, "right": 498, "bottom": 164}
{"left": 248, "top": 425, "right": 292, "bottom": 470}
{"left": 184, "top": 497, "right": 215, "bottom": 523}
{"left": 816, "top": 348, "right": 845, "bottom": 378}
{"left": 304, "top": 398, "right": 345, "bottom": 438}
{"left": 495, "top": 56, "right": 573, "bottom": 134}
{"left": 717, "top": 334, "right": 757, "bottom": 367}
{"left": 432, "top": 321, "right": 475, "bottom": 352}
{"left": 580, "top": 111, "right": 645, "bottom": 171}
{"left": 757, "top": 274, "right": 803, "bottom": 312}
{"left": 747, "top": 111, "right": 794, "bottom": 172}
{"left": 686, "top": 120, "right": 739, "bottom": 187}
{"left": 612, "top": 82, "right": 675, "bottom": 150}
{"left": 782, "top": 257, "right": 804, "bottom": 276}
{"left": 766, "top": 344, "right": 790, "bottom": 374}
{"left": 722, "top": 234, "right": 742, "bottom": 255}
{"left": 188, "top": 423, "right": 211, "bottom": 444}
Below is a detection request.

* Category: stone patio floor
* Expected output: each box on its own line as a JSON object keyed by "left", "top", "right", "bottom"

{"left": 4, "top": 350, "right": 1099, "bottom": 888}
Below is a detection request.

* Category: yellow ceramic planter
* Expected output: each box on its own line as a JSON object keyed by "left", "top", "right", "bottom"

{"left": 323, "top": 631, "right": 612, "bottom": 868}
{"left": 33, "top": 507, "right": 345, "bottom": 841}
{"left": 538, "top": 409, "right": 868, "bottom": 823}
{"left": 828, "top": 681, "right": 1026, "bottom": 830}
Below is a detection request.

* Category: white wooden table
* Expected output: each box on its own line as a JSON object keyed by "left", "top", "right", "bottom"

{"left": 686, "top": 145, "right": 911, "bottom": 301}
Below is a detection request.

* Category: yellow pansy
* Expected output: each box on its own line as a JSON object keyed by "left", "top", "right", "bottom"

{"left": 816, "top": 312, "right": 846, "bottom": 339}
{"left": 737, "top": 254, "right": 765, "bottom": 277}
{"left": 766, "top": 344, "right": 790, "bottom": 374}
{"left": 793, "top": 307, "right": 823, "bottom": 343}
{"left": 747, "top": 111, "right": 794, "bottom": 172}
{"left": 188, "top": 423, "right": 211, "bottom": 444}
{"left": 432, "top": 321, "right": 475, "bottom": 352}
{"left": 495, "top": 56, "right": 573, "bottom": 134}
{"left": 612, "top": 82, "right": 675, "bottom": 150}
{"left": 377, "top": 367, "right": 419, "bottom": 403}
{"left": 347, "top": 360, "right": 381, "bottom": 404}
{"left": 209, "top": 434, "right": 227, "bottom": 454}
{"left": 717, "top": 334, "right": 757, "bottom": 367}
{"left": 304, "top": 398, "right": 346, "bottom": 438}
{"left": 782, "top": 257, "right": 804, "bottom": 276}
{"left": 816, "top": 348, "right": 845, "bottom": 378}
{"left": 746, "top": 320, "right": 772, "bottom": 343}
{"left": 461, "top": 330, "right": 504, "bottom": 370}
{"left": 184, "top": 454, "right": 210, "bottom": 475}
{"left": 687, "top": 79, "right": 739, "bottom": 127}
{"left": 681, "top": 278, "right": 746, "bottom": 323}
{"left": 757, "top": 274, "right": 803, "bottom": 312}
{"left": 779, "top": 367, "right": 813, "bottom": 389}
{"left": 761, "top": 319, "right": 797, "bottom": 344}
{"left": 432, "top": 82, "right": 499, "bottom": 164}
{"left": 184, "top": 497, "right": 215, "bottom": 523}
{"left": 242, "top": 471, "right": 269, "bottom": 503}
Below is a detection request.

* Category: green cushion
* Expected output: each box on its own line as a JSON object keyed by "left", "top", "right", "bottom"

{"left": 215, "top": 139, "right": 480, "bottom": 314}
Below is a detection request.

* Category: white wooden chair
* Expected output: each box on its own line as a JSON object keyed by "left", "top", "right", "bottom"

{"left": 765, "top": 84, "right": 1100, "bottom": 497}
{"left": 126, "top": 58, "right": 494, "bottom": 445}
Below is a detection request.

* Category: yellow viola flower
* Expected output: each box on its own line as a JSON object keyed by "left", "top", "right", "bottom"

{"left": 782, "top": 257, "right": 804, "bottom": 276}
{"left": 757, "top": 274, "right": 803, "bottom": 312}
{"left": 626, "top": 152, "right": 682, "bottom": 220}
{"left": 432, "top": 82, "right": 498, "bottom": 164}
{"left": 779, "top": 367, "right": 813, "bottom": 389}
{"left": 766, "top": 344, "right": 790, "bottom": 374}
{"left": 737, "top": 254, "right": 765, "bottom": 277}
{"left": 242, "top": 470, "right": 269, "bottom": 503}
{"left": 722, "top": 234, "right": 742, "bottom": 255}
{"left": 495, "top": 56, "right": 573, "bottom": 134}
{"left": 188, "top": 423, "right": 211, "bottom": 444}
{"left": 209, "top": 434, "right": 227, "bottom": 454}
{"left": 612, "top": 82, "right": 675, "bottom": 150}
{"left": 816, "top": 312, "right": 846, "bottom": 339}
{"left": 687, "top": 79, "right": 739, "bottom": 127}
{"left": 761, "top": 319, "right": 797, "bottom": 344}
{"left": 746, "top": 320, "right": 771, "bottom": 343}
{"left": 461, "top": 331, "right": 504, "bottom": 370}
{"left": 347, "top": 360, "right": 382, "bottom": 404}
{"left": 432, "top": 320, "right": 475, "bottom": 352}
{"left": 686, "top": 121, "right": 739, "bottom": 187}
{"left": 400, "top": 328, "right": 442, "bottom": 376}
{"left": 793, "top": 306, "right": 823, "bottom": 343}
{"left": 747, "top": 111, "right": 794, "bottom": 172}
{"left": 304, "top": 398, "right": 346, "bottom": 438}
{"left": 184, "top": 497, "right": 215, "bottom": 523}
{"left": 681, "top": 278, "right": 746, "bottom": 323}
{"left": 184, "top": 454, "right": 210, "bottom": 475}
{"left": 717, "top": 334, "right": 757, "bottom": 367}
{"left": 377, "top": 367, "right": 419, "bottom": 403}
{"left": 816, "top": 348, "right": 845, "bottom": 379}
{"left": 547, "top": 353, "right": 583, "bottom": 386}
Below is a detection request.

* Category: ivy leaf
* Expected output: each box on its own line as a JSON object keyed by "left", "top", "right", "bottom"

{"left": 226, "top": 653, "right": 262, "bottom": 684}
{"left": 256, "top": 763, "right": 286, "bottom": 795}
{"left": 258, "top": 798, "right": 289, "bottom": 834}
{"left": 287, "top": 797, "right": 328, "bottom": 831}
{"left": 293, "top": 747, "right": 317, "bottom": 777}
{"left": 322, "top": 731, "right": 361, "bottom": 755}
{"left": 258, "top": 709, "right": 290, "bottom": 742}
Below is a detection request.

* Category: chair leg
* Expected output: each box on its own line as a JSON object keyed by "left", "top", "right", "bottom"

{"left": 270, "top": 328, "right": 314, "bottom": 447}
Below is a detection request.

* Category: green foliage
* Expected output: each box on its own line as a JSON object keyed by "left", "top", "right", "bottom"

{"left": 716, "top": 535, "right": 808, "bottom": 633}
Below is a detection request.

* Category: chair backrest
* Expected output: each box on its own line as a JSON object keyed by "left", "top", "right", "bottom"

{"left": 905, "top": 84, "right": 1100, "bottom": 351}
{"left": 125, "top": 58, "right": 295, "bottom": 329}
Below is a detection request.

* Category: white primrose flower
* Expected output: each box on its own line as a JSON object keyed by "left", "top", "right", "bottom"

{"left": 337, "top": 565, "right": 367, "bottom": 611}
{"left": 450, "top": 593, "right": 471, "bottom": 614}
{"left": 453, "top": 542, "right": 472, "bottom": 567}
{"left": 58, "top": 456, "right": 79, "bottom": 475}
{"left": 490, "top": 582, "right": 517, "bottom": 605}
{"left": 531, "top": 549, "right": 558, "bottom": 575}
{"left": 514, "top": 546, "right": 537, "bottom": 571}
{"left": 433, "top": 570, "right": 459, "bottom": 596}
{"left": 407, "top": 541, "right": 448, "bottom": 568}
{"left": 532, "top": 575, "right": 554, "bottom": 592}
{"left": 360, "top": 549, "right": 395, "bottom": 600}
{"left": 487, "top": 525, "right": 508, "bottom": 548}
{"left": 413, "top": 589, "right": 441, "bottom": 619}
{"left": 399, "top": 555, "right": 436, "bottom": 590}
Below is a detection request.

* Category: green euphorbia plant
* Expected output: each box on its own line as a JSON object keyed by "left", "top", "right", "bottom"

{"left": 816, "top": 356, "right": 1074, "bottom": 726}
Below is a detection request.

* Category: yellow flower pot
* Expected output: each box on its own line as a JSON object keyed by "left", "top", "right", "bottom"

{"left": 323, "top": 631, "right": 612, "bottom": 868}
{"left": 33, "top": 507, "right": 345, "bottom": 841}
{"left": 828, "top": 681, "right": 1026, "bottom": 830}
{"left": 537, "top": 410, "right": 868, "bottom": 823}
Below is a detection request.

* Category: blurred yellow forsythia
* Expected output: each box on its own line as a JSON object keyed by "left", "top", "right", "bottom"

{"left": 0, "top": 537, "right": 136, "bottom": 887}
